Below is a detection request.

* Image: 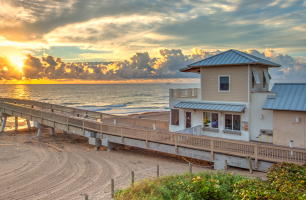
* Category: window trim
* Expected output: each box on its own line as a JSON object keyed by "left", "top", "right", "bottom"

{"left": 218, "top": 75, "right": 230, "bottom": 92}
{"left": 203, "top": 112, "right": 219, "bottom": 129}
{"left": 171, "top": 109, "right": 179, "bottom": 126}
{"left": 224, "top": 114, "right": 241, "bottom": 131}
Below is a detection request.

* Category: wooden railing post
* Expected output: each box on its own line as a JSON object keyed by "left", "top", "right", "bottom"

{"left": 211, "top": 139, "right": 214, "bottom": 161}
{"left": 146, "top": 130, "right": 149, "bottom": 148}
{"left": 121, "top": 127, "right": 124, "bottom": 143}
{"left": 175, "top": 134, "right": 178, "bottom": 153}
{"left": 254, "top": 144, "right": 258, "bottom": 169}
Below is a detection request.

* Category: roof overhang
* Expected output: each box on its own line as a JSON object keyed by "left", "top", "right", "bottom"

{"left": 174, "top": 101, "right": 246, "bottom": 113}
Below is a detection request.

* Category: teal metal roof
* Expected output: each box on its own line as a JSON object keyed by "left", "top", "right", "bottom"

{"left": 181, "top": 49, "right": 281, "bottom": 73}
{"left": 263, "top": 83, "right": 306, "bottom": 111}
{"left": 174, "top": 101, "right": 246, "bottom": 112}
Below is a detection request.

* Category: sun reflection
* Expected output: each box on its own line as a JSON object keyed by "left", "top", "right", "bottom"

{"left": 13, "top": 85, "right": 29, "bottom": 99}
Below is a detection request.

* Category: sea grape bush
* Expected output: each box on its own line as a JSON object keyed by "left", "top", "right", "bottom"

{"left": 233, "top": 162, "right": 306, "bottom": 199}
{"left": 115, "top": 171, "right": 246, "bottom": 200}
{"left": 115, "top": 162, "right": 306, "bottom": 200}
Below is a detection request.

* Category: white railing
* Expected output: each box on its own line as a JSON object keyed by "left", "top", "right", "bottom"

{"left": 171, "top": 88, "right": 198, "bottom": 98}
{"left": 176, "top": 125, "right": 203, "bottom": 136}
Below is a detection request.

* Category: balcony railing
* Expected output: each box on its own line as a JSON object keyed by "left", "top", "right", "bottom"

{"left": 170, "top": 88, "right": 198, "bottom": 98}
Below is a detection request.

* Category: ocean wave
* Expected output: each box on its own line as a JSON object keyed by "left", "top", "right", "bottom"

{"left": 79, "top": 107, "right": 112, "bottom": 111}
{"left": 62, "top": 102, "right": 81, "bottom": 105}
{"left": 77, "top": 105, "right": 101, "bottom": 108}
{"left": 108, "top": 104, "right": 126, "bottom": 107}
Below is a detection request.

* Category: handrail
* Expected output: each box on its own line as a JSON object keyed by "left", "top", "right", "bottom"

{"left": 0, "top": 97, "right": 169, "bottom": 131}
{"left": 1, "top": 100, "right": 306, "bottom": 166}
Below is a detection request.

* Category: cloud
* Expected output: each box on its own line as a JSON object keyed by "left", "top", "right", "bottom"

{"left": 1, "top": 48, "right": 306, "bottom": 84}
{"left": 0, "top": 55, "right": 23, "bottom": 80}
{"left": 1, "top": 0, "right": 305, "bottom": 59}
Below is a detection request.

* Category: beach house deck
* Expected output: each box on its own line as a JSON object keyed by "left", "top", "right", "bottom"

{"left": 1, "top": 97, "right": 306, "bottom": 172}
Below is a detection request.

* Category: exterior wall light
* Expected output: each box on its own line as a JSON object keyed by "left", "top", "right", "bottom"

{"left": 296, "top": 117, "right": 299, "bottom": 123}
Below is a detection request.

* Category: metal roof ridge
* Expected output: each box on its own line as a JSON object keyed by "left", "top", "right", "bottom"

{"left": 230, "top": 49, "right": 258, "bottom": 63}
{"left": 187, "top": 49, "right": 232, "bottom": 67}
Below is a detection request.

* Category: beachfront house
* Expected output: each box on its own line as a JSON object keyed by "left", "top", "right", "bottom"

{"left": 169, "top": 49, "right": 306, "bottom": 148}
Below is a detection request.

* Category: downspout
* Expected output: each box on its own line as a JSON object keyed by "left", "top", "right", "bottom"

{"left": 248, "top": 64, "right": 251, "bottom": 141}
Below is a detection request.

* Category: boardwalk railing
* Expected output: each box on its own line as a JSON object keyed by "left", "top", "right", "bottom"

{"left": 1, "top": 99, "right": 306, "bottom": 167}
{"left": 177, "top": 125, "right": 203, "bottom": 136}
{"left": 0, "top": 98, "right": 169, "bottom": 131}
{"left": 170, "top": 88, "right": 198, "bottom": 98}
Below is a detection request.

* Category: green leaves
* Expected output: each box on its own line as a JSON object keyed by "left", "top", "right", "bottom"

{"left": 234, "top": 162, "right": 306, "bottom": 200}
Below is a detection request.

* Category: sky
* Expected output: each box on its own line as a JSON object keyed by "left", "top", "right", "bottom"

{"left": 0, "top": 0, "right": 306, "bottom": 84}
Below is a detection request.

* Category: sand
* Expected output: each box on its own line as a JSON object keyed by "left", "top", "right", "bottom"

{"left": 0, "top": 112, "right": 267, "bottom": 199}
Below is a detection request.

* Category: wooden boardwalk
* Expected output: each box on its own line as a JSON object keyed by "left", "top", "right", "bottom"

{"left": 1, "top": 98, "right": 306, "bottom": 169}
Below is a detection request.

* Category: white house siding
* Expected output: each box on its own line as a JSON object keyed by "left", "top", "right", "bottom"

{"left": 250, "top": 93, "right": 274, "bottom": 142}
{"left": 169, "top": 100, "right": 251, "bottom": 141}
{"left": 169, "top": 89, "right": 202, "bottom": 132}
{"left": 201, "top": 105, "right": 250, "bottom": 141}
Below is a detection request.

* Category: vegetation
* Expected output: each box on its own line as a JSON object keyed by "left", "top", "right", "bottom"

{"left": 115, "top": 162, "right": 306, "bottom": 200}
{"left": 115, "top": 171, "right": 247, "bottom": 200}
{"left": 234, "top": 162, "right": 306, "bottom": 199}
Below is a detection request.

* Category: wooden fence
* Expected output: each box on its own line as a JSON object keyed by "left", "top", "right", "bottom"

{"left": 1, "top": 99, "right": 306, "bottom": 167}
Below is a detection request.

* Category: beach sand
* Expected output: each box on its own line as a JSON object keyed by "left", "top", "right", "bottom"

{"left": 0, "top": 111, "right": 267, "bottom": 199}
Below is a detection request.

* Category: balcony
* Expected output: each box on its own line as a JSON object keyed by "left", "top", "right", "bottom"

{"left": 169, "top": 88, "right": 200, "bottom": 99}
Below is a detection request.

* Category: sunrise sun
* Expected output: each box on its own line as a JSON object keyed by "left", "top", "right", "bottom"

{"left": 10, "top": 56, "right": 24, "bottom": 72}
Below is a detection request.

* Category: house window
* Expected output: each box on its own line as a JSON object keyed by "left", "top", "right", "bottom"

{"left": 263, "top": 71, "right": 266, "bottom": 89}
{"left": 171, "top": 109, "right": 179, "bottom": 126}
{"left": 203, "top": 112, "right": 218, "bottom": 128}
{"left": 225, "top": 114, "right": 241, "bottom": 131}
{"left": 219, "top": 76, "right": 230, "bottom": 91}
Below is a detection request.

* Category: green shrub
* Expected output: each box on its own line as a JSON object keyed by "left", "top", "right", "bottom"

{"left": 115, "top": 171, "right": 246, "bottom": 200}
{"left": 115, "top": 162, "right": 306, "bottom": 200}
{"left": 233, "top": 162, "right": 306, "bottom": 199}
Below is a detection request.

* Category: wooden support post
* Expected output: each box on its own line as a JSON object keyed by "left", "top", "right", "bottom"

{"left": 211, "top": 139, "right": 214, "bottom": 161}
{"left": 157, "top": 165, "right": 159, "bottom": 178}
{"left": 111, "top": 179, "right": 114, "bottom": 198}
{"left": 15, "top": 117, "right": 18, "bottom": 131}
{"left": 1, "top": 117, "right": 7, "bottom": 132}
{"left": 175, "top": 134, "right": 178, "bottom": 153}
{"left": 189, "top": 162, "right": 192, "bottom": 173}
{"left": 131, "top": 171, "right": 134, "bottom": 187}
{"left": 121, "top": 127, "right": 124, "bottom": 143}
{"left": 247, "top": 156, "right": 253, "bottom": 174}
{"left": 224, "top": 160, "right": 228, "bottom": 174}
{"left": 146, "top": 130, "right": 148, "bottom": 148}
{"left": 254, "top": 145, "right": 258, "bottom": 169}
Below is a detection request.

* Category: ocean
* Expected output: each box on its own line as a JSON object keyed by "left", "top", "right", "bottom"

{"left": 0, "top": 83, "right": 199, "bottom": 115}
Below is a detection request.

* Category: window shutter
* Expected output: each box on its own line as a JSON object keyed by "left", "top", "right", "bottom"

{"left": 263, "top": 70, "right": 270, "bottom": 83}
{"left": 252, "top": 69, "right": 260, "bottom": 84}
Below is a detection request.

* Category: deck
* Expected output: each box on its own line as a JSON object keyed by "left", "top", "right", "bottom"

{"left": 1, "top": 98, "right": 306, "bottom": 171}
